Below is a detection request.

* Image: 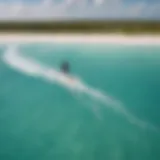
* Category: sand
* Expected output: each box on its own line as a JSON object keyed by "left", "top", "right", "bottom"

{"left": 0, "top": 33, "right": 159, "bottom": 45}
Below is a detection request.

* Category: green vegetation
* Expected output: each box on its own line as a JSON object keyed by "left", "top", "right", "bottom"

{"left": 0, "top": 20, "right": 159, "bottom": 34}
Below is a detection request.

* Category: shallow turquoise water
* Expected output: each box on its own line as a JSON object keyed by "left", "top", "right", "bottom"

{"left": 0, "top": 43, "right": 160, "bottom": 160}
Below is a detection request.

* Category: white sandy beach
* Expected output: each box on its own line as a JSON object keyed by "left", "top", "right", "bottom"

{"left": 0, "top": 33, "right": 159, "bottom": 45}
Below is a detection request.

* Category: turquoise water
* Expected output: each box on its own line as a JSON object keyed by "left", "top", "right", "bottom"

{"left": 0, "top": 43, "right": 160, "bottom": 160}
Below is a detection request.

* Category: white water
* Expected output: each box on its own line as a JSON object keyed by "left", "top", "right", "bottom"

{"left": 3, "top": 44, "right": 159, "bottom": 132}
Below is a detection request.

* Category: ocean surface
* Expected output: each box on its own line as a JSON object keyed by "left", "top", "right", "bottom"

{"left": 0, "top": 42, "right": 160, "bottom": 160}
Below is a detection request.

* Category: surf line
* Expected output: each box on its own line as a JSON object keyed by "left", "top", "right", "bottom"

{"left": 3, "top": 45, "right": 159, "bottom": 132}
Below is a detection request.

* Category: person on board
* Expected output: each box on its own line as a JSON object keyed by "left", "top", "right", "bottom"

{"left": 60, "top": 61, "right": 70, "bottom": 74}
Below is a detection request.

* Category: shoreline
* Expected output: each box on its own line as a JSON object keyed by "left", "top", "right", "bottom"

{"left": 0, "top": 33, "right": 160, "bottom": 45}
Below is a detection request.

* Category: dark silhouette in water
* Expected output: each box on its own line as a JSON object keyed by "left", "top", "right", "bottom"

{"left": 60, "top": 61, "right": 70, "bottom": 74}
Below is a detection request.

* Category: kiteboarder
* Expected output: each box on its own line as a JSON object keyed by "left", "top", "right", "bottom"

{"left": 60, "top": 61, "right": 70, "bottom": 74}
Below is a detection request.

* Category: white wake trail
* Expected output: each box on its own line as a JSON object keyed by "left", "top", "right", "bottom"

{"left": 3, "top": 45, "right": 159, "bottom": 132}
